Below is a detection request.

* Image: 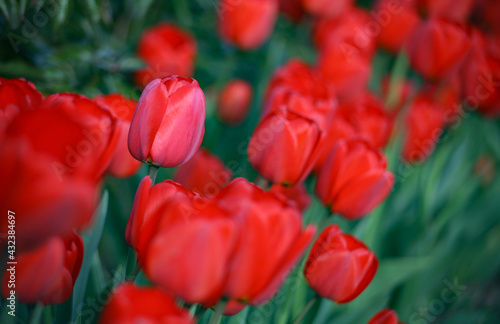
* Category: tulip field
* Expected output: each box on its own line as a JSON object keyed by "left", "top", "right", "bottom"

{"left": 1, "top": 0, "right": 500, "bottom": 323}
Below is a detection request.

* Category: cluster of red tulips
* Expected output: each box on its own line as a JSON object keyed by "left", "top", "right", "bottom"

{"left": 1, "top": 0, "right": 499, "bottom": 323}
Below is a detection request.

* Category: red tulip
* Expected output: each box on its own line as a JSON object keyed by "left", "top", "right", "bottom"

{"left": 99, "top": 283, "right": 194, "bottom": 324}
{"left": 126, "top": 176, "right": 236, "bottom": 305}
{"left": 94, "top": 94, "right": 141, "bottom": 177}
{"left": 301, "top": 0, "right": 353, "bottom": 18}
{"left": 304, "top": 224, "right": 378, "bottom": 303}
{"left": 474, "top": 0, "right": 500, "bottom": 35}
{"left": 264, "top": 59, "right": 337, "bottom": 131}
{"left": 315, "top": 139, "right": 394, "bottom": 219}
{"left": 368, "top": 308, "right": 404, "bottom": 324}
{"left": 417, "top": 0, "right": 475, "bottom": 23}
{"left": 269, "top": 183, "right": 311, "bottom": 212}
{"left": 218, "top": 0, "right": 279, "bottom": 50}
{"left": 214, "top": 178, "right": 316, "bottom": 309}
{"left": 0, "top": 77, "right": 44, "bottom": 129}
{"left": 402, "top": 95, "right": 446, "bottom": 162}
{"left": 128, "top": 76, "right": 206, "bottom": 168}
{"left": 318, "top": 42, "right": 371, "bottom": 100}
{"left": 173, "top": 147, "right": 232, "bottom": 197}
{"left": 217, "top": 79, "right": 253, "bottom": 125}
{"left": 374, "top": 0, "right": 420, "bottom": 53}
{"left": 135, "top": 23, "right": 197, "bottom": 87}
{"left": 279, "top": 0, "right": 305, "bottom": 23}
{"left": 2, "top": 231, "right": 83, "bottom": 305}
{"left": 407, "top": 18, "right": 470, "bottom": 81}
{"left": 248, "top": 106, "right": 324, "bottom": 185}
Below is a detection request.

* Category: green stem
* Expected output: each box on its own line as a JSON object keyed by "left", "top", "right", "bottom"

{"left": 208, "top": 300, "right": 227, "bottom": 324}
{"left": 29, "top": 303, "right": 44, "bottom": 324}
{"left": 148, "top": 164, "right": 159, "bottom": 185}
{"left": 44, "top": 306, "right": 52, "bottom": 324}
{"left": 292, "top": 296, "right": 320, "bottom": 324}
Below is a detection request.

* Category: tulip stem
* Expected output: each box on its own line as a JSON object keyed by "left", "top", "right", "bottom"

{"left": 148, "top": 164, "right": 159, "bottom": 185}
{"left": 208, "top": 300, "right": 226, "bottom": 324}
{"left": 29, "top": 303, "right": 43, "bottom": 324}
{"left": 43, "top": 306, "right": 52, "bottom": 324}
{"left": 292, "top": 296, "right": 320, "bottom": 324}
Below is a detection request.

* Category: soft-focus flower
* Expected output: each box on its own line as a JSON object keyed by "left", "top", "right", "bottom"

{"left": 126, "top": 176, "right": 236, "bottom": 305}
{"left": 98, "top": 283, "right": 194, "bottom": 324}
{"left": 128, "top": 76, "right": 206, "bottom": 168}
{"left": 0, "top": 77, "right": 44, "bottom": 129}
{"left": 301, "top": 0, "right": 353, "bottom": 18}
{"left": 135, "top": 23, "right": 197, "bottom": 87}
{"left": 368, "top": 308, "right": 404, "bottom": 324}
{"left": 264, "top": 59, "right": 337, "bottom": 131}
{"left": 279, "top": 0, "right": 304, "bottom": 23}
{"left": 173, "top": 147, "right": 232, "bottom": 197}
{"left": 217, "top": 79, "right": 253, "bottom": 125}
{"left": 407, "top": 18, "right": 470, "bottom": 81}
{"left": 474, "top": 0, "right": 500, "bottom": 35}
{"left": 214, "top": 178, "right": 316, "bottom": 311}
{"left": 315, "top": 139, "right": 394, "bottom": 219}
{"left": 402, "top": 95, "right": 446, "bottom": 162}
{"left": 269, "top": 183, "right": 311, "bottom": 212}
{"left": 417, "top": 0, "right": 474, "bottom": 23}
{"left": 95, "top": 94, "right": 141, "bottom": 177}
{"left": 218, "top": 0, "right": 279, "bottom": 50}
{"left": 304, "top": 224, "right": 378, "bottom": 303}
{"left": 374, "top": 0, "right": 420, "bottom": 53}
{"left": 248, "top": 106, "right": 324, "bottom": 185}
{"left": 2, "top": 231, "right": 83, "bottom": 305}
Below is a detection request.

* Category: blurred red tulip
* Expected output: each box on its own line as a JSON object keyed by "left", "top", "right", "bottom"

{"left": 474, "top": 0, "right": 500, "bottom": 35}
{"left": 214, "top": 178, "right": 316, "bottom": 308}
{"left": 217, "top": 79, "right": 253, "bottom": 125}
{"left": 127, "top": 176, "right": 236, "bottom": 305}
{"left": 402, "top": 95, "right": 446, "bottom": 162}
{"left": 128, "top": 76, "right": 206, "bottom": 168}
{"left": 420, "top": 83, "right": 462, "bottom": 124}
{"left": 368, "top": 308, "right": 404, "bottom": 324}
{"left": 218, "top": 0, "right": 279, "bottom": 50}
{"left": 99, "top": 283, "right": 194, "bottom": 324}
{"left": 318, "top": 42, "right": 371, "bottom": 100}
{"left": 2, "top": 231, "right": 83, "bottom": 305}
{"left": 173, "top": 147, "right": 232, "bottom": 197}
{"left": 248, "top": 106, "right": 324, "bottom": 185}
{"left": 407, "top": 18, "right": 470, "bottom": 81}
{"left": 316, "top": 139, "right": 394, "bottom": 219}
{"left": 264, "top": 59, "right": 337, "bottom": 131}
{"left": 279, "top": 0, "right": 304, "bottom": 23}
{"left": 374, "top": 0, "right": 420, "bottom": 53}
{"left": 0, "top": 77, "right": 44, "bottom": 129}
{"left": 95, "top": 94, "right": 141, "bottom": 177}
{"left": 417, "top": 0, "right": 474, "bottom": 23}
{"left": 135, "top": 23, "right": 197, "bottom": 87}
{"left": 301, "top": 0, "right": 353, "bottom": 18}
{"left": 304, "top": 224, "right": 378, "bottom": 303}
{"left": 313, "top": 9, "right": 376, "bottom": 57}
{"left": 269, "top": 183, "right": 311, "bottom": 212}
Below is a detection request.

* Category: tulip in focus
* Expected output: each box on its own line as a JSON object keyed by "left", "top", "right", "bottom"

{"left": 368, "top": 308, "right": 404, "bottom": 324}
{"left": 217, "top": 79, "right": 253, "bottom": 125}
{"left": 248, "top": 106, "right": 324, "bottom": 186}
{"left": 173, "top": 147, "right": 232, "bottom": 197}
{"left": 2, "top": 231, "right": 83, "bottom": 305}
{"left": 315, "top": 139, "right": 394, "bottom": 219}
{"left": 218, "top": 0, "right": 279, "bottom": 50}
{"left": 98, "top": 283, "right": 194, "bottom": 324}
{"left": 95, "top": 94, "right": 141, "bottom": 177}
{"left": 304, "top": 224, "right": 378, "bottom": 303}
{"left": 128, "top": 76, "right": 206, "bottom": 168}
{"left": 135, "top": 23, "right": 197, "bottom": 87}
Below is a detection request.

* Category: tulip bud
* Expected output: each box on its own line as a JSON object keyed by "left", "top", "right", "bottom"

{"left": 2, "top": 231, "right": 83, "bottom": 305}
{"left": 368, "top": 308, "right": 404, "bottom": 324}
{"left": 315, "top": 139, "right": 394, "bottom": 219}
{"left": 304, "top": 225, "right": 378, "bottom": 303}
{"left": 248, "top": 106, "right": 324, "bottom": 186}
{"left": 301, "top": 0, "right": 353, "bottom": 18}
{"left": 95, "top": 94, "right": 141, "bottom": 177}
{"left": 99, "top": 283, "right": 194, "bottom": 324}
{"left": 135, "top": 23, "right": 197, "bottom": 88}
{"left": 128, "top": 76, "right": 206, "bottom": 168}
{"left": 217, "top": 79, "right": 253, "bottom": 125}
{"left": 218, "top": 0, "right": 279, "bottom": 50}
